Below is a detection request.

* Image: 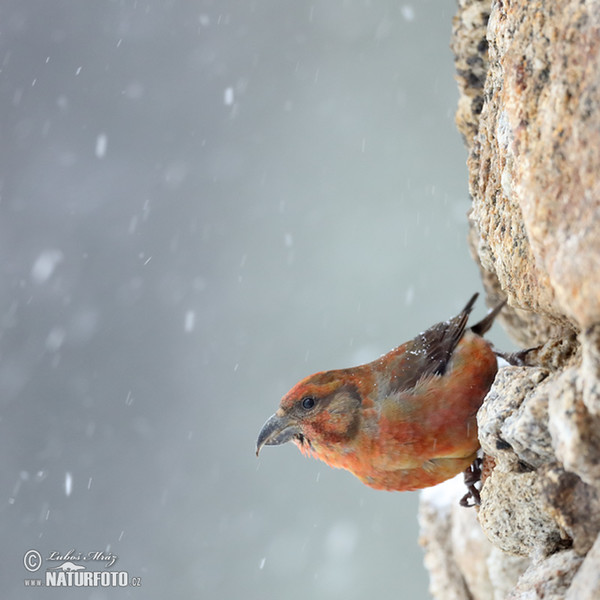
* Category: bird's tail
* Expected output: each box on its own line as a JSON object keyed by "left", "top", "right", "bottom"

{"left": 470, "top": 297, "right": 506, "bottom": 336}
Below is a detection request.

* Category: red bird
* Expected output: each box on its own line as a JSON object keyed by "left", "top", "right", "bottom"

{"left": 256, "top": 294, "right": 503, "bottom": 492}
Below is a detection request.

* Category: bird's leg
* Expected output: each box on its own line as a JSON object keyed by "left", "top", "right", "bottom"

{"left": 459, "top": 457, "right": 482, "bottom": 507}
{"left": 495, "top": 346, "right": 541, "bottom": 367}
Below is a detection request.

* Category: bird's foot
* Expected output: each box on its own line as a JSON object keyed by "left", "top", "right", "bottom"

{"left": 496, "top": 349, "right": 530, "bottom": 366}
{"left": 459, "top": 457, "right": 482, "bottom": 507}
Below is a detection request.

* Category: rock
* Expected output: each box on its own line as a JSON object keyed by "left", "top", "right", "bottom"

{"left": 547, "top": 366, "right": 600, "bottom": 487}
{"left": 451, "top": 499, "right": 495, "bottom": 600}
{"left": 419, "top": 477, "right": 476, "bottom": 600}
{"left": 506, "top": 550, "right": 584, "bottom": 600}
{"left": 419, "top": 476, "right": 530, "bottom": 600}
{"left": 476, "top": 367, "right": 566, "bottom": 557}
{"left": 467, "top": 0, "right": 600, "bottom": 332}
{"left": 566, "top": 533, "right": 600, "bottom": 600}
{"left": 478, "top": 469, "right": 565, "bottom": 558}
{"left": 451, "top": 0, "right": 491, "bottom": 145}
{"left": 478, "top": 366, "right": 552, "bottom": 470}
{"left": 538, "top": 465, "right": 600, "bottom": 556}
{"left": 486, "top": 548, "right": 530, "bottom": 600}
{"left": 419, "top": 0, "right": 600, "bottom": 596}
{"left": 581, "top": 324, "right": 600, "bottom": 416}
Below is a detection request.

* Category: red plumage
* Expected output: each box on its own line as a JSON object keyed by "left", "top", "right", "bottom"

{"left": 256, "top": 294, "right": 501, "bottom": 491}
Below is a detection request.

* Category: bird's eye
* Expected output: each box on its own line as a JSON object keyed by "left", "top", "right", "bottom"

{"left": 301, "top": 396, "right": 316, "bottom": 410}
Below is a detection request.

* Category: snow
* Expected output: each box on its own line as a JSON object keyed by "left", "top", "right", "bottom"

{"left": 401, "top": 5, "right": 415, "bottom": 22}
{"left": 45, "top": 327, "right": 66, "bottom": 351}
{"left": 31, "top": 250, "right": 63, "bottom": 284}
{"left": 95, "top": 133, "right": 108, "bottom": 158}
{"left": 224, "top": 87, "right": 234, "bottom": 106}
{"left": 184, "top": 310, "right": 196, "bottom": 333}
{"left": 325, "top": 521, "right": 358, "bottom": 560}
{"left": 56, "top": 95, "right": 69, "bottom": 110}
{"left": 65, "top": 472, "right": 73, "bottom": 497}
{"left": 420, "top": 473, "right": 464, "bottom": 515}
{"left": 128, "top": 215, "right": 139, "bottom": 234}
{"left": 123, "top": 81, "right": 144, "bottom": 100}
{"left": 497, "top": 355, "right": 511, "bottom": 368}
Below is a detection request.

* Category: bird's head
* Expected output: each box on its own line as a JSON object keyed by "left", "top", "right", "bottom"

{"left": 256, "top": 369, "right": 362, "bottom": 459}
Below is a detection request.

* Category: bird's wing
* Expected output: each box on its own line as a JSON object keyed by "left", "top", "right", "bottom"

{"left": 386, "top": 294, "right": 477, "bottom": 393}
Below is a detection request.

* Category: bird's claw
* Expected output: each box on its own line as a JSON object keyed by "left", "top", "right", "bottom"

{"left": 459, "top": 457, "right": 482, "bottom": 507}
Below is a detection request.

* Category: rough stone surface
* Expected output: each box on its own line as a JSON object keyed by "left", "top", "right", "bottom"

{"left": 419, "top": 476, "right": 529, "bottom": 600}
{"left": 451, "top": 0, "right": 491, "bottom": 146}
{"left": 451, "top": 499, "right": 495, "bottom": 600}
{"left": 566, "top": 533, "right": 600, "bottom": 600}
{"left": 419, "top": 0, "right": 600, "bottom": 598}
{"left": 506, "top": 550, "right": 584, "bottom": 600}
{"left": 538, "top": 465, "right": 600, "bottom": 556}
{"left": 487, "top": 548, "right": 530, "bottom": 600}
{"left": 468, "top": 0, "right": 600, "bottom": 332}
{"left": 419, "top": 477, "right": 474, "bottom": 600}
{"left": 478, "top": 469, "right": 565, "bottom": 558}
{"left": 547, "top": 366, "right": 600, "bottom": 487}
{"left": 580, "top": 324, "right": 600, "bottom": 416}
{"left": 478, "top": 366, "right": 552, "bottom": 470}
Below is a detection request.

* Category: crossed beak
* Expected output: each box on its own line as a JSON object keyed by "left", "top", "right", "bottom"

{"left": 256, "top": 412, "right": 302, "bottom": 456}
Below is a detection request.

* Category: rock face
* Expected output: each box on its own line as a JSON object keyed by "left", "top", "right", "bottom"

{"left": 419, "top": 1, "right": 600, "bottom": 598}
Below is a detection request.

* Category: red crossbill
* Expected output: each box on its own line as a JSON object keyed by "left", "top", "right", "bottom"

{"left": 256, "top": 294, "right": 503, "bottom": 492}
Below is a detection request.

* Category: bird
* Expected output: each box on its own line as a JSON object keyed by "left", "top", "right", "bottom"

{"left": 256, "top": 293, "right": 503, "bottom": 494}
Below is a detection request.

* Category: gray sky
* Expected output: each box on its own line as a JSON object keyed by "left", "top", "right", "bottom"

{"left": 0, "top": 2, "right": 495, "bottom": 598}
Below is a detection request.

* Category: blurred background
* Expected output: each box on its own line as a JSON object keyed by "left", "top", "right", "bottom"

{"left": 0, "top": 1, "right": 503, "bottom": 598}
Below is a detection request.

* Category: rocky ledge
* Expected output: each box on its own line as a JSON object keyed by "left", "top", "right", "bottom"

{"left": 419, "top": 1, "right": 600, "bottom": 598}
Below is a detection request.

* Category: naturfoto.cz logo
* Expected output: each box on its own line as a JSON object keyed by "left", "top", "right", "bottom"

{"left": 23, "top": 549, "right": 142, "bottom": 588}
